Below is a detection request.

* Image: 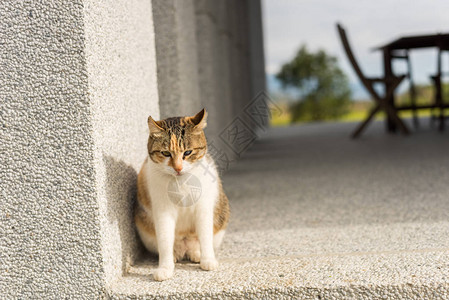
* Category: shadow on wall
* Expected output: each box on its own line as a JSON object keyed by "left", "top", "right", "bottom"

{"left": 103, "top": 155, "right": 145, "bottom": 275}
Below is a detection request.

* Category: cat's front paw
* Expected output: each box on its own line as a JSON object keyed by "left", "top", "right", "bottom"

{"left": 200, "top": 258, "right": 219, "bottom": 271}
{"left": 153, "top": 267, "right": 174, "bottom": 281}
{"left": 187, "top": 250, "right": 201, "bottom": 263}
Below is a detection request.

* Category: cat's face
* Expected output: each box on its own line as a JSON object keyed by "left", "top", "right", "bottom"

{"left": 147, "top": 109, "right": 208, "bottom": 176}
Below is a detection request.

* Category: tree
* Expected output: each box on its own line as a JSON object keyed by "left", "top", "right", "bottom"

{"left": 276, "top": 45, "right": 352, "bottom": 122}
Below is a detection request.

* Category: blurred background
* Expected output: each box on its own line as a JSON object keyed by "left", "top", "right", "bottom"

{"left": 264, "top": 0, "right": 449, "bottom": 126}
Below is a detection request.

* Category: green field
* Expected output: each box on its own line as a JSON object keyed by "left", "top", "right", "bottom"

{"left": 270, "top": 102, "right": 438, "bottom": 127}
{"left": 270, "top": 83, "right": 446, "bottom": 127}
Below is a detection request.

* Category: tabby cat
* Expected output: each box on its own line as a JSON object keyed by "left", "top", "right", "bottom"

{"left": 134, "top": 109, "right": 230, "bottom": 281}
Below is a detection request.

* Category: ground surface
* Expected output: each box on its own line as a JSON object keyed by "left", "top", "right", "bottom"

{"left": 110, "top": 120, "right": 449, "bottom": 299}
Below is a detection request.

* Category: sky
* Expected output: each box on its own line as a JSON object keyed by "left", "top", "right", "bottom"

{"left": 262, "top": 0, "right": 449, "bottom": 99}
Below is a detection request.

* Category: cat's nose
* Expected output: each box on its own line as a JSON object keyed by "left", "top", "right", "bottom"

{"left": 172, "top": 155, "right": 183, "bottom": 174}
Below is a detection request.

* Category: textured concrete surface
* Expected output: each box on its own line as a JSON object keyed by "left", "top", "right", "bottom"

{"left": 108, "top": 121, "right": 449, "bottom": 299}
{"left": 0, "top": 1, "right": 104, "bottom": 298}
{"left": 0, "top": 0, "right": 160, "bottom": 298}
{"left": 84, "top": 0, "right": 160, "bottom": 291}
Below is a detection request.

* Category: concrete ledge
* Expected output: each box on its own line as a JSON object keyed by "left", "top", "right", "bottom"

{"left": 106, "top": 122, "right": 449, "bottom": 299}
{"left": 108, "top": 235, "right": 449, "bottom": 298}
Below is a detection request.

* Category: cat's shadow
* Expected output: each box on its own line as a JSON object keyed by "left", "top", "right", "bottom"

{"left": 126, "top": 258, "right": 206, "bottom": 282}
{"left": 103, "top": 154, "right": 145, "bottom": 276}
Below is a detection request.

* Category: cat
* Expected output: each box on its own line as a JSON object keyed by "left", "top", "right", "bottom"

{"left": 134, "top": 109, "right": 230, "bottom": 281}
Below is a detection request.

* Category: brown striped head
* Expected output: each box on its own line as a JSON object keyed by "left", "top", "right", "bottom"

{"left": 147, "top": 109, "right": 208, "bottom": 176}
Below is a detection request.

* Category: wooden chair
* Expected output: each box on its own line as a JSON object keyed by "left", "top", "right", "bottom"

{"left": 391, "top": 49, "right": 418, "bottom": 128}
{"left": 336, "top": 23, "right": 410, "bottom": 138}
{"left": 430, "top": 47, "right": 447, "bottom": 131}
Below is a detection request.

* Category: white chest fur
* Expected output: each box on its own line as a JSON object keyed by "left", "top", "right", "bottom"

{"left": 144, "top": 156, "right": 219, "bottom": 235}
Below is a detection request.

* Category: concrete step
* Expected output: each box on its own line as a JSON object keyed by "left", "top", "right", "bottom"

{"left": 108, "top": 122, "right": 449, "bottom": 299}
{"left": 108, "top": 222, "right": 449, "bottom": 299}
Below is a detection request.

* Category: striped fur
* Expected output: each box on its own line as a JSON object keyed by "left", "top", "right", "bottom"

{"left": 134, "top": 109, "right": 230, "bottom": 281}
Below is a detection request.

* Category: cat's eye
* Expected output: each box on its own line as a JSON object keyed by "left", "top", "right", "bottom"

{"left": 184, "top": 150, "right": 192, "bottom": 156}
{"left": 161, "top": 151, "right": 171, "bottom": 157}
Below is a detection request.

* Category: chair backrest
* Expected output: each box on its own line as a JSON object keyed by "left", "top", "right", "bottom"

{"left": 336, "top": 23, "right": 378, "bottom": 97}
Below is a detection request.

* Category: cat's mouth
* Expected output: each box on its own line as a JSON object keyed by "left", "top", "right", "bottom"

{"left": 175, "top": 170, "right": 192, "bottom": 177}
{"left": 165, "top": 166, "right": 191, "bottom": 177}
{"left": 168, "top": 169, "right": 185, "bottom": 176}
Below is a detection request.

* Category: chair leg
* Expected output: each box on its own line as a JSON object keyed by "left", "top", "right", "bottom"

{"left": 439, "top": 107, "right": 445, "bottom": 131}
{"left": 430, "top": 76, "right": 438, "bottom": 128}
{"left": 408, "top": 53, "right": 419, "bottom": 129}
{"left": 433, "top": 75, "right": 444, "bottom": 131}
{"left": 413, "top": 110, "right": 419, "bottom": 128}
{"left": 440, "top": 78, "right": 445, "bottom": 131}
{"left": 429, "top": 108, "right": 435, "bottom": 128}
{"left": 352, "top": 105, "right": 380, "bottom": 139}
{"left": 380, "top": 98, "right": 410, "bottom": 135}
{"left": 411, "top": 86, "right": 419, "bottom": 128}
{"left": 388, "top": 110, "right": 410, "bottom": 135}
{"left": 381, "top": 76, "right": 410, "bottom": 135}
{"left": 385, "top": 110, "right": 396, "bottom": 133}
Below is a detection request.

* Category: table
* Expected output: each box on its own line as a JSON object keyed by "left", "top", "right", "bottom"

{"left": 376, "top": 33, "right": 449, "bottom": 132}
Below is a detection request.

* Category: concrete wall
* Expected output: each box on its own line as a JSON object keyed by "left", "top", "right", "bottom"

{"left": 0, "top": 0, "right": 264, "bottom": 298}
{"left": 152, "top": 0, "right": 266, "bottom": 172}
{"left": 153, "top": 0, "right": 266, "bottom": 140}
{"left": 0, "top": 1, "right": 104, "bottom": 298}
{"left": 1, "top": 0, "right": 160, "bottom": 298}
{"left": 83, "top": 0, "right": 160, "bottom": 291}
{"left": 152, "top": 0, "right": 201, "bottom": 118}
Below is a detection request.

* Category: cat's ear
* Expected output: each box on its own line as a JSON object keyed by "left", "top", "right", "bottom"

{"left": 148, "top": 116, "right": 164, "bottom": 136}
{"left": 190, "top": 108, "right": 208, "bottom": 130}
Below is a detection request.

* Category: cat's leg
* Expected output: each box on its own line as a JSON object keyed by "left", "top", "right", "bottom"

{"left": 213, "top": 230, "right": 226, "bottom": 250}
{"left": 153, "top": 212, "right": 176, "bottom": 281}
{"left": 185, "top": 236, "right": 201, "bottom": 263}
{"left": 136, "top": 215, "right": 182, "bottom": 263}
{"left": 186, "top": 230, "right": 224, "bottom": 263}
{"left": 136, "top": 224, "right": 158, "bottom": 254}
{"left": 173, "top": 236, "right": 188, "bottom": 262}
{"left": 196, "top": 207, "right": 218, "bottom": 271}
{"left": 134, "top": 206, "right": 159, "bottom": 254}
